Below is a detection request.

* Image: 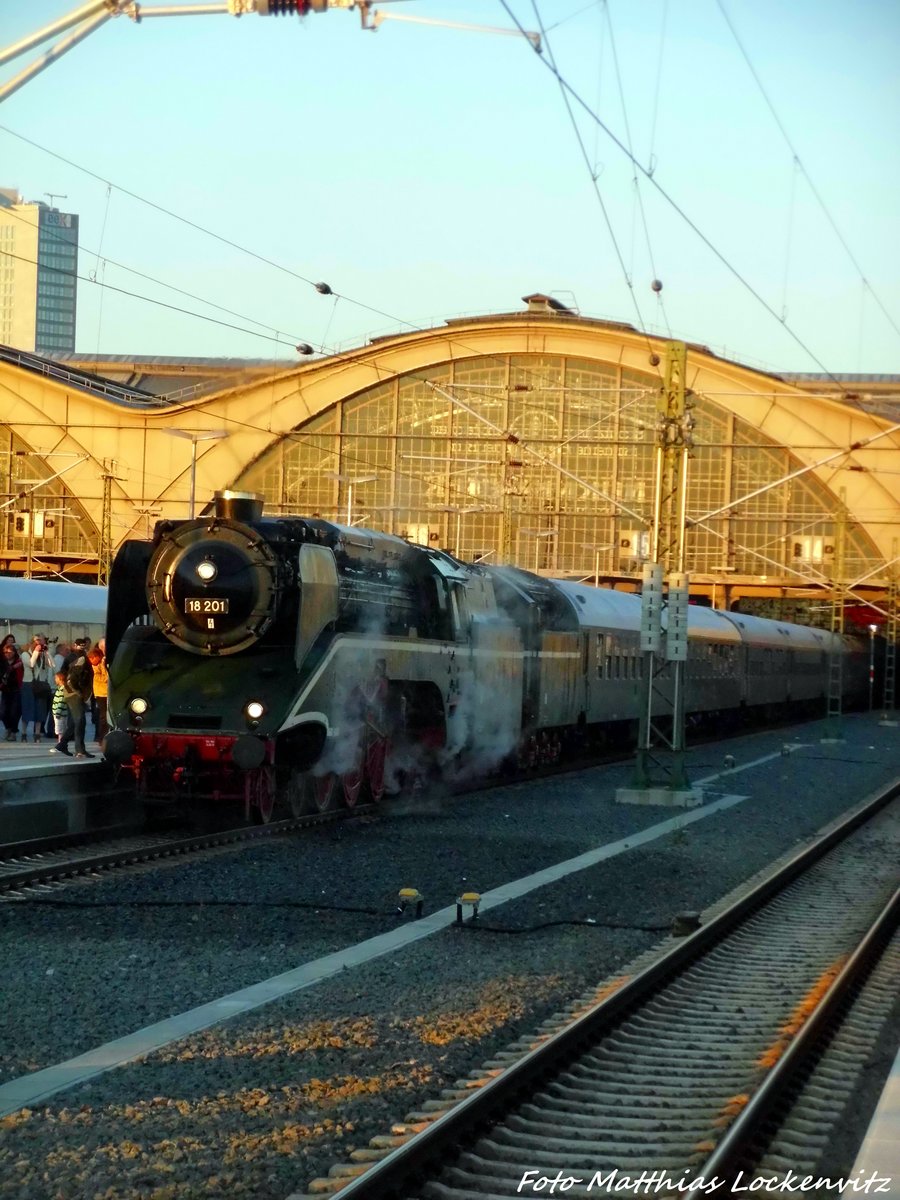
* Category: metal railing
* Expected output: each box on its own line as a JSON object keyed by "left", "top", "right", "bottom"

{"left": 0, "top": 344, "right": 167, "bottom": 408}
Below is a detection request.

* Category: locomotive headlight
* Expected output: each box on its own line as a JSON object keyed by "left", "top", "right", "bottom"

{"left": 245, "top": 700, "right": 265, "bottom": 721}
{"left": 196, "top": 559, "right": 218, "bottom": 583}
{"left": 129, "top": 697, "right": 149, "bottom": 716}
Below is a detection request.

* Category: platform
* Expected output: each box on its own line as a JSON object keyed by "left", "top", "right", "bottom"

{"left": 0, "top": 730, "right": 108, "bottom": 778}
{"left": 0, "top": 730, "right": 131, "bottom": 842}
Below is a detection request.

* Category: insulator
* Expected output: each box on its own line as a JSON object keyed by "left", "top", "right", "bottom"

{"left": 256, "top": 1, "right": 309, "bottom": 14}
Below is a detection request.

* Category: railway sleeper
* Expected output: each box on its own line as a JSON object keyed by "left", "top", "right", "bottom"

{"left": 569, "top": 1056, "right": 754, "bottom": 1080}
{"left": 488, "top": 1124, "right": 707, "bottom": 1152}
{"left": 548, "top": 1076, "right": 753, "bottom": 1100}
{"left": 532, "top": 1091, "right": 730, "bottom": 1115}
{"left": 347, "top": 1148, "right": 392, "bottom": 1163}
{"left": 456, "top": 1143, "right": 695, "bottom": 1170}
{"left": 513, "top": 1106, "right": 724, "bottom": 1134}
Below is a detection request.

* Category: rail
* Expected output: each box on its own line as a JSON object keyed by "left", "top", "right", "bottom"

{"left": 323, "top": 777, "right": 900, "bottom": 1199}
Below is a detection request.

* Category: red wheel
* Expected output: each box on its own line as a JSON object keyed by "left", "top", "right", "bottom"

{"left": 311, "top": 772, "right": 342, "bottom": 813}
{"left": 366, "top": 737, "right": 388, "bottom": 803}
{"left": 249, "top": 765, "right": 277, "bottom": 824}
{"left": 342, "top": 766, "right": 364, "bottom": 807}
{"left": 338, "top": 735, "right": 365, "bottom": 807}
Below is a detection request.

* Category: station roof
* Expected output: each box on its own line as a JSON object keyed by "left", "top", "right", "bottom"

{"left": 1, "top": 296, "right": 897, "bottom": 595}
{"left": 3, "top": 304, "right": 897, "bottom": 417}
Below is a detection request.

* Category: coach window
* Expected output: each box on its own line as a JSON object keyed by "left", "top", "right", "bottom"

{"left": 596, "top": 633, "right": 604, "bottom": 678}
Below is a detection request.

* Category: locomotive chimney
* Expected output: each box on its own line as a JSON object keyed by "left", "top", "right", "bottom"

{"left": 214, "top": 491, "right": 264, "bottom": 523}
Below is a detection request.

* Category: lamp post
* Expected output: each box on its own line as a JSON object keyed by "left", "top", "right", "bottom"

{"left": 325, "top": 471, "right": 377, "bottom": 526}
{"left": 442, "top": 505, "right": 483, "bottom": 557}
{"left": 868, "top": 624, "right": 877, "bottom": 711}
{"left": 519, "top": 528, "right": 556, "bottom": 572}
{"left": 165, "top": 430, "right": 229, "bottom": 518}
{"left": 135, "top": 506, "right": 162, "bottom": 538}
{"left": 25, "top": 507, "right": 33, "bottom": 581}
{"left": 581, "top": 542, "right": 615, "bottom": 587}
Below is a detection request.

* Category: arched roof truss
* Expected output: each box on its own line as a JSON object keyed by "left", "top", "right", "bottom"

{"left": 0, "top": 314, "right": 897, "bottom": 600}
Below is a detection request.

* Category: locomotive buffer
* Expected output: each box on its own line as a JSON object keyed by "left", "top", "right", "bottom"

{"left": 617, "top": 341, "right": 702, "bottom": 808}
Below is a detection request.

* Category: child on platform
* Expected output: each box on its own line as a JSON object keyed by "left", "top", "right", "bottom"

{"left": 49, "top": 670, "right": 72, "bottom": 756}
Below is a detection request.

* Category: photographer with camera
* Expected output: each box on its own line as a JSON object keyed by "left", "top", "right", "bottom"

{"left": 29, "top": 635, "right": 56, "bottom": 744}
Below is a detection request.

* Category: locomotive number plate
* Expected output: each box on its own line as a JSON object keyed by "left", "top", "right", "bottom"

{"left": 185, "top": 597, "right": 230, "bottom": 614}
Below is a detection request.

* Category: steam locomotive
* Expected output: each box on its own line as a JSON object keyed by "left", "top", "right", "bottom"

{"left": 104, "top": 491, "right": 868, "bottom": 821}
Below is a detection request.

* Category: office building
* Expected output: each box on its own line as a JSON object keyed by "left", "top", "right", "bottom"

{"left": 0, "top": 188, "right": 78, "bottom": 353}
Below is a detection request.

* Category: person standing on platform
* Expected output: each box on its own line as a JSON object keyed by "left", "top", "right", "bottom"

{"left": 1, "top": 640, "right": 23, "bottom": 735}
{"left": 88, "top": 644, "right": 108, "bottom": 744}
{"left": 51, "top": 640, "right": 68, "bottom": 673}
{"left": 60, "top": 638, "right": 88, "bottom": 672}
{"left": 29, "top": 636, "right": 55, "bottom": 743}
{"left": 1, "top": 641, "right": 23, "bottom": 741}
{"left": 66, "top": 638, "right": 95, "bottom": 736}
{"left": 18, "top": 644, "right": 35, "bottom": 741}
{"left": 63, "top": 646, "right": 94, "bottom": 759}
{"left": 49, "top": 670, "right": 72, "bottom": 756}
{"left": 44, "top": 640, "right": 68, "bottom": 737}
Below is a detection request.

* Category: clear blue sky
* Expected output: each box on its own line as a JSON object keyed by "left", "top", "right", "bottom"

{"left": 2, "top": 0, "right": 898, "bottom": 374}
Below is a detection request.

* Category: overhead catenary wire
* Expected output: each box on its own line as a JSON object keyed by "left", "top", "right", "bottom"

{"left": 715, "top": 0, "right": 900, "bottom": 345}
{"left": 0, "top": 204, "right": 314, "bottom": 350}
{"left": 524, "top": 0, "right": 663, "bottom": 369}
{"left": 0, "top": 248, "right": 308, "bottom": 349}
{"left": 497, "top": 0, "right": 873, "bottom": 395}
{"left": 780, "top": 156, "right": 799, "bottom": 323}
{"left": 3, "top": 10, "right": 894, "bottom": 389}
{"left": 646, "top": 0, "right": 669, "bottom": 176}
{"left": 91, "top": 182, "right": 112, "bottom": 354}
{"left": 1, "top": 123, "right": 666, "bottom": 406}
{"left": 0, "top": 123, "right": 421, "bottom": 337}
{"left": 594, "top": 0, "right": 672, "bottom": 336}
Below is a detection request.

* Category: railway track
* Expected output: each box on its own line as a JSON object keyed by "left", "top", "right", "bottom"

{"left": 0, "top": 711, "right": 838, "bottom": 905}
{"left": 0, "top": 736, "right": 645, "bottom": 902}
{"left": 0, "top": 752, "right": 617, "bottom": 901}
{"left": 297, "top": 780, "right": 900, "bottom": 1198}
{"left": 0, "top": 807, "right": 377, "bottom": 900}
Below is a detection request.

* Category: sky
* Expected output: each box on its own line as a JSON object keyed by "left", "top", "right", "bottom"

{"left": 1, "top": 0, "right": 898, "bottom": 375}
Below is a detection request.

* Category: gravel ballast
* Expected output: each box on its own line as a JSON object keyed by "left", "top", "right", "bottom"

{"left": 0, "top": 712, "right": 897, "bottom": 1199}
